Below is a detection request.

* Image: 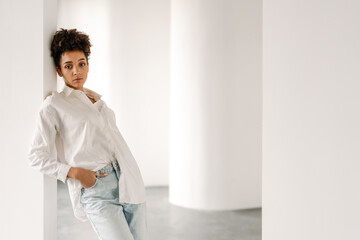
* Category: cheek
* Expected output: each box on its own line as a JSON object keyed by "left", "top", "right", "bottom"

{"left": 63, "top": 72, "right": 73, "bottom": 81}
{"left": 63, "top": 71, "right": 70, "bottom": 77}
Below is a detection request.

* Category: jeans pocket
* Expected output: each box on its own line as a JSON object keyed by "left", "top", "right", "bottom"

{"left": 81, "top": 177, "right": 100, "bottom": 194}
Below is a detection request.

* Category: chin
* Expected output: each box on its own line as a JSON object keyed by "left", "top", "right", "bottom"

{"left": 73, "top": 81, "right": 84, "bottom": 85}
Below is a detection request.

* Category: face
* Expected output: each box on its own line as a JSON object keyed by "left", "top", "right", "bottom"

{"left": 56, "top": 50, "right": 89, "bottom": 91}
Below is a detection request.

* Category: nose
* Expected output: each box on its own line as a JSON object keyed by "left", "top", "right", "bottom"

{"left": 73, "top": 66, "right": 80, "bottom": 75}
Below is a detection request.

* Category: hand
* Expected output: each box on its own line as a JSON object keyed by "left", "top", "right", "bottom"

{"left": 68, "top": 167, "right": 108, "bottom": 189}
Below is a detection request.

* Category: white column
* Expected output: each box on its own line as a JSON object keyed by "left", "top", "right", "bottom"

{"left": 0, "top": 0, "right": 58, "bottom": 239}
{"left": 169, "top": 0, "right": 262, "bottom": 210}
{"left": 263, "top": 0, "right": 360, "bottom": 239}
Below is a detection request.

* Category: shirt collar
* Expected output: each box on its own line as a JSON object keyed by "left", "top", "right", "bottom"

{"left": 62, "top": 84, "right": 102, "bottom": 102}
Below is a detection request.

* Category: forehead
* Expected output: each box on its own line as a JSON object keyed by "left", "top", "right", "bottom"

{"left": 60, "top": 50, "right": 86, "bottom": 63}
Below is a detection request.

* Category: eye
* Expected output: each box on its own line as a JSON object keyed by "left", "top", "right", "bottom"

{"left": 65, "top": 65, "right": 72, "bottom": 69}
{"left": 80, "top": 62, "right": 86, "bottom": 67}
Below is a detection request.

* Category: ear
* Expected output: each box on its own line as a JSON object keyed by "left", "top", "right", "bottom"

{"left": 56, "top": 67, "right": 63, "bottom": 77}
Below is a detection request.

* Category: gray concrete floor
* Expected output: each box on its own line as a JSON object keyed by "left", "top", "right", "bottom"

{"left": 58, "top": 181, "right": 261, "bottom": 240}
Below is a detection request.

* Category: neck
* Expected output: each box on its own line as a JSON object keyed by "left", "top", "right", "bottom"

{"left": 66, "top": 83, "right": 83, "bottom": 92}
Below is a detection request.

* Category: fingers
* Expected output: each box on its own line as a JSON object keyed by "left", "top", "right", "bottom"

{"left": 93, "top": 171, "right": 108, "bottom": 177}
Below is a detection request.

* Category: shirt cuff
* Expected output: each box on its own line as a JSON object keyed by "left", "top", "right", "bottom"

{"left": 59, "top": 163, "right": 72, "bottom": 184}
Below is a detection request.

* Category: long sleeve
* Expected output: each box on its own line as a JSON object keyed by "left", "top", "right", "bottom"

{"left": 27, "top": 99, "right": 71, "bottom": 184}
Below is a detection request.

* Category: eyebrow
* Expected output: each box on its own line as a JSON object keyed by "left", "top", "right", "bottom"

{"left": 63, "top": 58, "right": 86, "bottom": 65}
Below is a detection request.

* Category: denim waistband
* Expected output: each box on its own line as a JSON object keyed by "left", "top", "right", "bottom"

{"left": 95, "top": 159, "right": 120, "bottom": 175}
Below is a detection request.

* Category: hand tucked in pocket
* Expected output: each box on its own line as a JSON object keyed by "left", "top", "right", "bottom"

{"left": 67, "top": 167, "right": 108, "bottom": 189}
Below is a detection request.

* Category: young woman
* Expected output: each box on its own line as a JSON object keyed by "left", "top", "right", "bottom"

{"left": 27, "top": 28, "right": 147, "bottom": 240}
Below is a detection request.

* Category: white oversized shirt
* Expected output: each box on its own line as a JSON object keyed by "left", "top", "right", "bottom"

{"left": 27, "top": 84, "right": 146, "bottom": 222}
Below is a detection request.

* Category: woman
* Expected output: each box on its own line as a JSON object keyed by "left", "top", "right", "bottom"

{"left": 27, "top": 28, "right": 147, "bottom": 240}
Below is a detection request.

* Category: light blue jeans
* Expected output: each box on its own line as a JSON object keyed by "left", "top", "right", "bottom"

{"left": 80, "top": 159, "right": 148, "bottom": 240}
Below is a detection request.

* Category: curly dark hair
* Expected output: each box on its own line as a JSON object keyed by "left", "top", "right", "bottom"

{"left": 50, "top": 28, "right": 92, "bottom": 69}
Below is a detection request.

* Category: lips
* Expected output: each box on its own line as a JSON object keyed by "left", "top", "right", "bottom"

{"left": 74, "top": 78, "right": 82, "bottom": 81}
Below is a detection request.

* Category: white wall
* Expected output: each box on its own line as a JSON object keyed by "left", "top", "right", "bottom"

{"left": 58, "top": 0, "right": 170, "bottom": 186}
{"left": 0, "top": 0, "right": 58, "bottom": 239}
{"left": 263, "top": 0, "right": 360, "bottom": 239}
